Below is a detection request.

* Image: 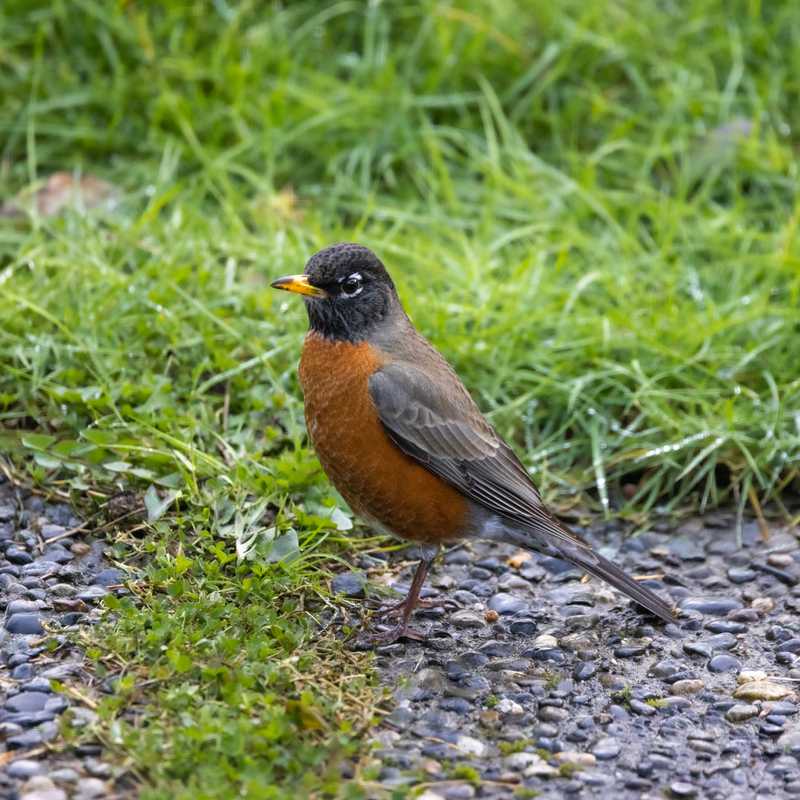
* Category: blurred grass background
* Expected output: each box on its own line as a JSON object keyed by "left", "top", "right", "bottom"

{"left": 1, "top": 1, "right": 799, "bottom": 797}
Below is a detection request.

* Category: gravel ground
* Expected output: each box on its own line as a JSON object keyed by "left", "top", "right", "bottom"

{"left": 351, "top": 510, "right": 800, "bottom": 799}
{"left": 4, "top": 463, "right": 800, "bottom": 800}
{"left": 0, "top": 476, "right": 126, "bottom": 800}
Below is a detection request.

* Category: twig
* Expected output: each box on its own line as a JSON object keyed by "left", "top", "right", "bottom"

{"left": 43, "top": 506, "right": 145, "bottom": 547}
{"left": 0, "top": 747, "right": 46, "bottom": 767}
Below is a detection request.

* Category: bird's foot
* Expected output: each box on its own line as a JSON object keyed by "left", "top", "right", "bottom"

{"left": 373, "top": 595, "right": 445, "bottom": 619}
{"left": 353, "top": 622, "right": 428, "bottom": 648}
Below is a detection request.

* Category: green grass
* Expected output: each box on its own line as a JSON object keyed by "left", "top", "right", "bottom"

{"left": 1, "top": 0, "right": 800, "bottom": 796}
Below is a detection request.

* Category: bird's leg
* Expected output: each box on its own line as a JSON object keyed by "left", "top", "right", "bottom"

{"left": 362, "top": 545, "right": 438, "bottom": 645}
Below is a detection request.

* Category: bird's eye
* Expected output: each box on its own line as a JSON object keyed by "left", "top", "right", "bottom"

{"left": 340, "top": 273, "right": 363, "bottom": 297}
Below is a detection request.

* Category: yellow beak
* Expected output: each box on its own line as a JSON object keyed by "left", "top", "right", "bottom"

{"left": 270, "top": 274, "right": 328, "bottom": 298}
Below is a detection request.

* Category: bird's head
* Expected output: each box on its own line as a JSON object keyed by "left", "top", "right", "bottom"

{"left": 271, "top": 243, "right": 399, "bottom": 341}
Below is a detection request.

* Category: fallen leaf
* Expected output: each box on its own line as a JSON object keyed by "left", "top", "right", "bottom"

{"left": 1, "top": 171, "right": 120, "bottom": 218}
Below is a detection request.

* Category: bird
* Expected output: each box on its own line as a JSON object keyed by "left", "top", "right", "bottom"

{"left": 271, "top": 243, "right": 675, "bottom": 643}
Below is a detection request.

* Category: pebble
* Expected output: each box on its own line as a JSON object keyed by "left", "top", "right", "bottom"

{"left": 592, "top": 737, "right": 621, "bottom": 759}
{"left": 330, "top": 571, "right": 365, "bottom": 597}
{"left": 679, "top": 597, "right": 743, "bottom": 615}
{"left": 40, "top": 524, "right": 66, "bottom": 540}
{"left": 574, "top": 661, "right": 597, "bottom": 681}
{"left": 48, "top": 769, "right": 79, "bottom": 784}
{"left": 91, "top": 567, "right": 123, "bottom": 586}
{"left": 727, "top": 567, "right": 756, "bottom": 583}
{"left": 670, "top": 679, "right": 704, "bottom": 695}
{"left": 6, "top": 613, "right": 44, "bottom": 634}
{"left": 670, "top": 782, "right": 698, "bottom": 798}
{"left": 751, "top": 597, "right": 775, "bottom": 614}
{"left": 7, "top": 760, "right": 45, "bottom": 779}
{"left": 487, "top": 592, "right": 527, "bottom": 615}
{"left": 450, "top": 610, "right": 484, "bottom": 629}
{"left": 18, "top": 777, "right": 66, "bottom": 800}
{"left": 707, "top": 654, "right": 740, "bottom": 673}
{"left": 73, "top": 777, "right": 107, "bottom": 798}
{"left": 6, "top": 546, "right": 33, "bottom": 565}
{"left": 726, "top": 704, "right": 759, "bottom": 722}
{"left": 630, "top": 699, "right": 657, "bottom": 716}
{"left": 734, "top": 681, "right": 795, "bottom": 701}
{"left": 6, "top": 691, "right": 50, "bottom": 713}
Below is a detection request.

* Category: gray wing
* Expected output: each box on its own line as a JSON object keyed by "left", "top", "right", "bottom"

{"left": 368, "top": 362, "right": 572, "bottom": 542}
{"left": 369, "top": 362, "right": 675, "bottom": 623}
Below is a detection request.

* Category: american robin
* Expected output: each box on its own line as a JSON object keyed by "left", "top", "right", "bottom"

{"left": 272, "top": 243, "right": 675, "bottom": 642}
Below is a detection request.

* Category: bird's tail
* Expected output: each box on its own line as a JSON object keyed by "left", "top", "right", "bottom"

{"left": 558, "top": 542, "right": 676, "bottom": 623}
{"left": 508, "top": 521, "right": 676, "bottom": 623}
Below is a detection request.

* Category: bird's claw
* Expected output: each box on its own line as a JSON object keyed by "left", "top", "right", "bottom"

{"left": 353, "top": 623, "right": 428, "bottom": 648}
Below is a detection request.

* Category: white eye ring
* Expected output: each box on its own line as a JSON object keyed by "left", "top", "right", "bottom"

{"left": 340, "top": 272, "right": 363, "bottom": 297}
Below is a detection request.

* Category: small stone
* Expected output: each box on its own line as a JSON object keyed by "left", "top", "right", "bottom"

{"left": 504, "top": 752, "right": 541, "bottom": 770}
{"left": 450, "top": 610, "right": 484, "bottom": 629}
{"left": 708, "top": 655, "right": 740, "bottom": 673}
{"left": 49, "top": 583, "right": 77, "bottom": 597}
{"left": 40, "top": 523, "right": 66, "bottom": 539}
{"left": 554, "top": 751, "right": 596, "bottom": 767}
{"left": 7, "top": 759, "right": 45, "bottom": 779}
{"left": 48, "top": 768, "right": 79, "bottom": 784}
{"left": 539, "top": 705, "right": 568, "bottom": 723}
{"left": 670, "top": 679, "right": 704, "bottom": 696}
{"left": 40, "top": 547, "right": 73, "bottom": 564}
{"left": 532, "top": 634, "right": 558, "bottom": 650}
{"left": 455, "top": 735, "right": 486, "bottom": 757}
{"left": 89, "top": 567, "right": 123, "bottom": 586}
{"left": 495, "top": 697, "right": 524, "bottom": 716}
{"left": 670, "top": 781, "right": 698, "bottom": 798}
{"left": 734, "top": 681, "right": 794, "bottom": 701}
{"left": 6, "top": 691, "right": 49, "bottom": 713}
{"left": 778, "top": 639, "right": 800, "bottom": 654}
{"left": 630, "top": 699, "right": 656, "bottom": 716}
{"left": 484, "top": 609, "right": 499, "bottom": 623}
{"left": 18, "top": 777, "right": 66, "bottom": 800}
{"left": 488, "top": 592, "right": 527, "bottom": 615}
{"left": 574, "top": 661, "right": 597, "bottom": 681}
{"left": 6, "top": 546, "right": 33, "bottom": 565}
{"left": 751, "top": 597, "right": 775, "bottom": 614}
{"left": 7, "top": 599, "right": 43, "bottom": 614}
{"left": 727, "top": 567, "right": 756, "bottom": 584}
{"left": 332, "top": 570, "right": 367, "bottom": 599}
{"left": 679, "top": 597, "right": 743, "bottom": 615}
{"left": 5, "top": 613, "right": 44, "bottom": 634}
{"left": 738, "top": 670, "right": 768, "bottom": 684}
{"left": 683, "top": 641, "right": 713, "bottom": 659}
{"left": 508, "top": 618, "right": 537, "bottom": 636}
{"left": 726, "top": 704, "right": 759, "bottom": 722}
{"left": 614, "top": 641, "right": 649, "bottom": 658}
{"left": 76, "top": 586, "right": 108, "bottom": 602}
{"left": 7, "top": 729, "right": 43, "bottom": 749}
{"left": 704, "top": 620, "right": 747, "bottom": 634}
{"left": 74, "top": 777, "right": 107, "bottom": 798}
{"left": 592, "top": 737, "right": 621, "bottom": 759}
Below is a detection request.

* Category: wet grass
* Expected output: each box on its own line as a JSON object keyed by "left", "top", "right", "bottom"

{"left": 1, "top": 1, "right": 800, "bottom": 797}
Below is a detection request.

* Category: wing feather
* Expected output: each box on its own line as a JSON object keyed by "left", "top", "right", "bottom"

{"left": 369, "top": 363, "right": 674, "bottom": 623}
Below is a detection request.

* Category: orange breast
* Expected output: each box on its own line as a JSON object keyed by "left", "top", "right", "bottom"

{"left": 298, "top": 332, "right": 468, "bottom": 544}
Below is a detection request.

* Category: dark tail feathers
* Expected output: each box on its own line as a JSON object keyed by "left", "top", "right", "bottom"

{"left": 564, "top": 545, "right": 676, "bottom": 623}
